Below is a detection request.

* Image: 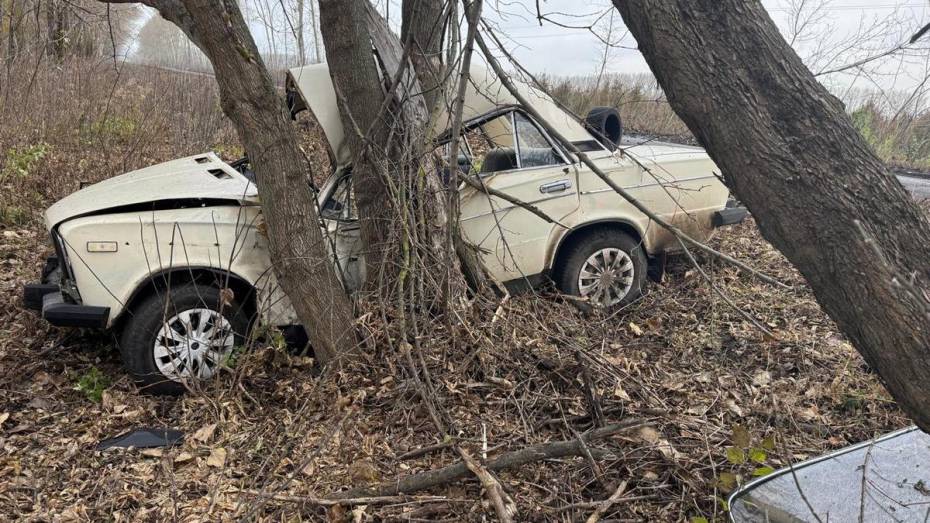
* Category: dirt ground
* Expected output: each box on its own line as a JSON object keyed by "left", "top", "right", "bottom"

{"left": 0, "top": 215, "right": 909, "bottom": 522}
{"left": 0, "top": 62, "right": 911, "bottom": 522}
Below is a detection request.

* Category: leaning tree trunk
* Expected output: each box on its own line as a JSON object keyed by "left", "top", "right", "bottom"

{"left": 402, "top": 0, "right": 446, "bottom": 112}
{"left": 319, "top": 0, "right": 398, "bottom": 291}
{"left": 318, "top": 0, "right": 465, "bottom": 304}
{"left": 612, "top": 0, "right": 930, "bottom": 430}
{"left": 102, "top": 0, "right": 355, "bottom": 364}
{"left": 402, "top": 0, "right": 488, "bottom": 294}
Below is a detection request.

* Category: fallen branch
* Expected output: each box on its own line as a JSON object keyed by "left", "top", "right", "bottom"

{"left": 459, "top": 447, "right": 516, "bottom": 522}
{"left": 585, "top": 480, "right": 628, "bottom": 523}
{"left": 329, "top": 420, "right": 646, "bottom": 499}
{"left": 237, "top": 490, "right": 449, "bottom": 507}
{"left": 536, "top": 406, "right": 626, "bottom": 430}
{"left": 397, "top": 441, "right": 455, "bottom": 461}
{"left": 552, "top": 494, "right": 660, "bottom": 513}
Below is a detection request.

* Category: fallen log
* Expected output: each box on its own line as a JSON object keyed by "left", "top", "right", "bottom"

{"left": 329, "top": 419, "right": 647, "bottom": 500}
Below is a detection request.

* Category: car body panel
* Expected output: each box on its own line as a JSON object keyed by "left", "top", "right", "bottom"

{"left": 45, "top": 152, "right": 257, "bottom": 228}
{"left": 578, "top": 142, "right": 728, "bottom": 253}
{"left": 728, "top": 426, "right": 926, "bottom": 522}
{"left": 459, "top": 162, "right": 582, "bottom": 280}
{"left": 55, "top": 205, "right": 297, "bottom": 328}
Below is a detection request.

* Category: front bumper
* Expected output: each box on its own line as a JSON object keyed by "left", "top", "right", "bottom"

{"left": 40, "top": 292, "right": 109, "bottom": 328}
{"left": 23, "top": 257, "right": 109, "bottom": 328}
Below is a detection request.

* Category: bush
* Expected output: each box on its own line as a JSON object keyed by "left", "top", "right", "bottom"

{"left": 0, "top": 143, "right": 50, "bottom": 181}
{"left": 0, "top": 206, "right": 29, "bottom": 226}
{"left": 83, "top": 115, "right": 139, "bottom": 143}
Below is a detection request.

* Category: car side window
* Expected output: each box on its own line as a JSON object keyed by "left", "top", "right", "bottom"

{"left": 321, "top": 175, "right": 357, "bottom": 221}
{"left": 514, "top": 112, "right": 563, "bottom": 169}
{"left": 464, "top": 113, "right": 516, "bottom": 175}
{"left": 455, "top": 111, "right": 563, "bottom": 176}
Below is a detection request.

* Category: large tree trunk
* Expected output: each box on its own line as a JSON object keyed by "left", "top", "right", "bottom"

{"left": 402, "top": 0, "right": 446, "bottom": 112}
{"left": 318, "top": 0, "right": 398, "bottom": 291}
{"left": 318, "top": 0, "right": 464, "bottom": 302}
{"left": 102, "top": 0, "right": 355, "bottom": 364}
{"left": 612, "top": 0, "right": 930, "bottom": 430}
{"left": 402, "top": 0, "right": 488, "bottom": 294}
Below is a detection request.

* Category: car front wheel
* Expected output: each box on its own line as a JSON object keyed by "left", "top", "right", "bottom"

{"left": 557, "top": 229, "right": 647, "bottom": 309}
{"left": 119, "top": 282, "right": 251, "bottom": 394}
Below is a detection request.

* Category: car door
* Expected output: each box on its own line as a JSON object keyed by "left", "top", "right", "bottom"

{"left": 319, "top": 174, "right": 365, "bottom": 292}
{"left": 459, "top": 110, "right": 581, "bottom": 282}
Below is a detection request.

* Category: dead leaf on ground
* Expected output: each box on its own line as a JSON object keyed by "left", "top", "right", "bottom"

{"left": 27, "top": 397, "right": 52, "bottom": 411}
{"left": 638, "top": 426, "right": 683, "bottom": 460}
{"left": 726, "top": 400, "right": 745, "bottom": 417}
{"left": 348, "top": 459, "right": 381, "bottom": 483}
{"left": 192, "top": 423, "right": 217, "bottom": 443}
{"left": 207, "top": 447, "right": 227, "bottom": 468}
{"left": 752, "top": 370, "right": 772, "bottom": 387}
{"left": 612, "top": 383, "right": 631, "bottom": 401}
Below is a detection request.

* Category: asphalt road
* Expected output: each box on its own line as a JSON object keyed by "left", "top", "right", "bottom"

{"left": 898, "top": 174, "right": 930, "bottom": 199}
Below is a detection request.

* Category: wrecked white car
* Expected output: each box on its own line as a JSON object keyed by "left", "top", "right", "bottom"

{"left": 23, "top": 64, "right": 745, "bottom": 392}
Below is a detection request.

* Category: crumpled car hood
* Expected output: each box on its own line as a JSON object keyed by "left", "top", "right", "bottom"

{"left": 45, "top": 152, "right": 257, "bottom": 228}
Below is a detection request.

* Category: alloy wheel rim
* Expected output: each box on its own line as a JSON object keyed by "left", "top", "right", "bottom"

{"left": 577, "top": 247, "right": 635, "bottom": 307}
{"left": 153, "top": 308, "right": 235, "bottom": 382}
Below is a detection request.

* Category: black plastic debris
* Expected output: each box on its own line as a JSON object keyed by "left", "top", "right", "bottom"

{"left": 96, "top": 427, "right": 184, "bottom": 450}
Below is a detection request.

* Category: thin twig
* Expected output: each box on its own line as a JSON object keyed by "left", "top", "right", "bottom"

{"left": 585, "top": 480, "right": 629, "bottom": 523}
{"left": 676, "top": 237, "right": 775, "bottom": 338}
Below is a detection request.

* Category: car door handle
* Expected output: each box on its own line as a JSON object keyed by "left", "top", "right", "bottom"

{"left": 539, "top": 180, "right": 572, "bottom": 194}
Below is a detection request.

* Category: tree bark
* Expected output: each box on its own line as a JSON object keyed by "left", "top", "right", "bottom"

{"left": 611, "top": 0, "right": 930, "bottom": 430}
{"left": 296, "top": 0, "right": 305, "bottom": 64}
{"left": 319, "top": 0, "right": 398, "bottom": 291}
{"left": 318, "top": 0, "right": 465, "bottom": 302}
{"left": 45, "top": 0, "right": 73, "bottom": 61}
{"left": 101, "top": 0, "right": 355, "bottom": 364}
{"left": 402, "top": 0, "right": 446, "bottom": 112}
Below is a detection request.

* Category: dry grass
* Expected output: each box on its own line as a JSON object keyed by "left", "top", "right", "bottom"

{"left": 0, "top": 58, "right": 910, "bottom": 521}
{"left": 541, "top": 72, "right": 691, "bottom": 141}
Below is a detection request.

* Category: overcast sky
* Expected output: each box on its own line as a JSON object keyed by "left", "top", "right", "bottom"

{"left": 134, "top": 0, "right": 930, "bottom": 105}
{"left": 397, "top": 0, "right": 930, "bottom": 105}
{"left": 485, "top": 1, "right": 928, "bottom": 75}
{"left": 479, "top": 0, "right": 930, "bottom": 98}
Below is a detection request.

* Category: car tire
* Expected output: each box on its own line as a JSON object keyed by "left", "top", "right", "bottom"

{"left": 119, "top": 282, "right": 251, "bottom": 395}
{"left": 556, "top": 229, "right": 648, "bottom": 309}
